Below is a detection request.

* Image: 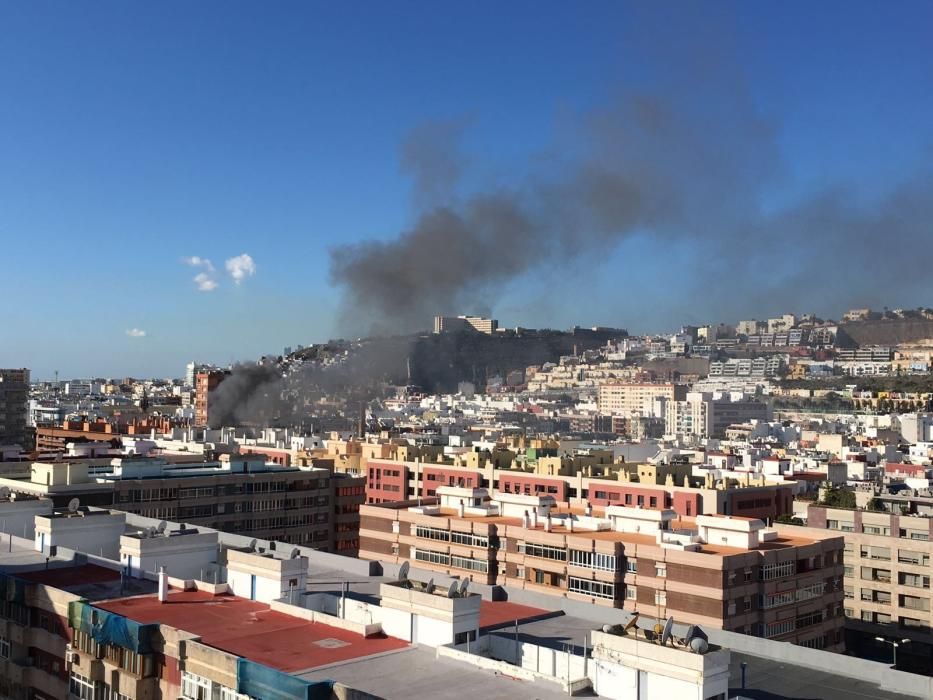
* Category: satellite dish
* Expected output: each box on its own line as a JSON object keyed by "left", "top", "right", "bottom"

{"left": 689, "top": 637, "right": 709, "bottom": 654}
{"left": 156, "top": 521, "right": 167, "bottom": 534}
{"left": 447, "top": 581, "right": 459, "bottom": 598}
{"left": 458, "top": 578, "right": 470, "bottom": 597}
{"left": 623, "top": 613, "right": 640, "bottom": 635}
{"left": 67, "top": 497, "right": 80, "bottom": 513}
{"left": 398, "top": 561, "right": 410, "bottom": 582}
{"left": 0, "top": 487, "right": 10, "bottom": 499}
{"left": 247, "top": 539, "right": 257, "bottom": 552}
{"left": 660, "top": 616, "right": 675, "bottom": 646}
{"left": 425, "top": 578, "right": 435, "bottom": 594}
{"left": 289, "top": 548, "right": 300, "bottom": 559}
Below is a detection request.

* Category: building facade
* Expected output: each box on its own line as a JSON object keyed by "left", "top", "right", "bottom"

{"left": 194, "top": 370, "right": 227, "bottom": 426}
{"left": 807, "top": 504, "right": 933, "bottom": 673}
{"left": 0, "top": 368, "right": 30, "bottom": 447}
{"left": 597, "top": 383, "right": 686, "bottom": 418}
{"left": 361, "top": 487, "right": 845, "bottom": 650}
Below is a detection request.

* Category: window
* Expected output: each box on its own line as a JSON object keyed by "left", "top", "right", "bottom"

{"left": 765, "top": 620, "right": 794, "bottom": 638}
{"left": 655, "top": 563, "right": 667, "bottom": 578}
{"left": 900, "top": 529, "right": 929, "bottom": 541}
{"left": 70, "top": 673, "right": 97, "bottom": 700}
{"left": 898, "top": 550, "right": 929, "bottom": 566}
{"left": 796, "top": 582, "right": 825, "bottom": 602}
{"left": 451, "top": 531, "right": 489, "bottom": 548}
{"left": 743, "top": 568, "right": 752, "bottom": 582}
{"left": 414, "top": 548, "right": 450, "bottom": 566}
{"left": 625, "top": 586, "right": 637, "bottom": 600}
{"left": 862, "top": 525, "right": 890, "bottom": 536}
{"left": 450, "top": 555, "right": 488, "bottom": 573}
{"left": 569, "top": 549, "right": 617, "bottom": 572}
{"left": 760, "top": 561, "right": 795, "bottom": 580}
{"left": 743, "top": 598, "right": 751, "bottom": 612}
{"left": 655, "top": 590, "right": 666, "bottom": 606}
{"left": 518, "top": 542, "right": 567, "bottom": 561}
{"left": 800, "top": 635, "right": 827, "bottom": 650}
{"left": 415, "top": 526, "right": 450, "bottom": 542}
{"left": 182, "top": 671, "right": 213, "bottom": 700}
{"left": 796, "top": 611, "right": 824, "bottom": 629}
{"left": 761, "top": 591, "right": 794, "bottom": 609}
{"left": 0, "top": 637, "right": 9, "bottom": 658}
{"left": 898, "top": 572, "right": 930, "bottom": 589}
{"left": 568, "top": 577, "right": 615, "bottom": 600}
{"left": 625, "top": 559, "right": 637, "bottom": 574}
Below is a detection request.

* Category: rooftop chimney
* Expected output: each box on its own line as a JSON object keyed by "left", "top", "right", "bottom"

{"left": 158, "top": 566, "right": 168, "bottom": 603}
{"left": 458, "top": 499, "right": 465, "bottom": 518}
{"left": 544, "top": 514, "right": 552, "bottom": 532}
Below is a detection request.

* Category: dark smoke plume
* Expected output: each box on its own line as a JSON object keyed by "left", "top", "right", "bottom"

{"left": 329, "top": 7, "right": 933, "bottom": 336}
{"left": 207, "top": 363, "right": 287, "bottom": 428}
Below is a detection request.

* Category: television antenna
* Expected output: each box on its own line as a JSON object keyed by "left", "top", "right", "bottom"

{"left": 0, "top": 487, "right": 10, "bottom": 500}
{"left": 458, "top": 578, "right": 470, "bottom": 597}
{"left": 425, "top": 578, "right": 435, "bottom": 594}
{"left": 156, "top": 521, "right": 167, "bottom": 534}
{"left": 247, "top": 539, "right": 257, "bottom": 552}
{"left": 67, "top": 498, "right": 80, "bottom": 513}
{"left": 446, "top": 581, "right": 459, "bottom": 598}
{"left": 623, "top": 613, "right": 640, "bottom": 637}
{"left": 289, "top": 548, "right": 300, "bottom": 559}
{"left": 398, "top": 561, "right": 410, "bottom": 583}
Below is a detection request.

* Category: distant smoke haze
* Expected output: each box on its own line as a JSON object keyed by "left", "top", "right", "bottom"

{"left": 329, "top": 7, "right": 933, "bottom": 336}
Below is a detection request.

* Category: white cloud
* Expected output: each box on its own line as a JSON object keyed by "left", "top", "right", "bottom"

{"left": 183, "top": 255, "right": 219, "bottom": 291}
{"left": 126, "top": 328, "right": 147, "bottom": 338}
{"left": 225, "top": 253, "right": 256, "bottom": 285}
{"left": 183, "top": 255, "right": 215, "bottom": 272}
{"left": 194, "top": 272, "right": 219, "bottom": 292}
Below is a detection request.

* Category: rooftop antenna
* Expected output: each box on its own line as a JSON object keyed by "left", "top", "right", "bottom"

{"left": 458, "top": 578, "right": 470, "bottom": 597}
{"left": 0, "top": 487, "right": 10, "bottom": 500}
{"left": 398, "top": 561, "right": 410, "bottom": 583}
{"left": 623, "top": 613, "right": 640, "bottom": 637}
{"left": 67, "top": 497, "right": 80, "bottom": 513}
{"left": 446, "top": 581, "right": 459, "bottom": 598}
{"left": 660, "top": 616, "right": 675, "bottom": 646}
{"left": 247, "top": 538, "right": 258, "bottom": 552}
{"left": 289, "top": 548, "right": 300, "bottom": 559}
{"left": 156, "top": 521, "right": 167, "bottom": 534}
{"left": 425, "top": 578, "right": 435, "bottom": 594}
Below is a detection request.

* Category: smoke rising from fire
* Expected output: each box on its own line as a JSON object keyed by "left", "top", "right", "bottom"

{"left": 329, "top": 8, "right": 933, "bottom": 336}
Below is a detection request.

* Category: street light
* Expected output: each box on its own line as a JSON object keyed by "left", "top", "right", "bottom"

{"left": 875, "top": 637, "right": 910, "bottom": 668}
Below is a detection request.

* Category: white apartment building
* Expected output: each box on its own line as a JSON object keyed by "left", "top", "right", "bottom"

{"left": 597, "top": 383, "right": 686, "bottom": 418}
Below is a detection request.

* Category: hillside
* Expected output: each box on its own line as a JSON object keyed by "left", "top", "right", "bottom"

{"left": 839, "top": 318, "right": 933, "bottom": 347}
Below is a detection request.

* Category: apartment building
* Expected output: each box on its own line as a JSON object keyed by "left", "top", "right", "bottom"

{"left": 0, "top": 368, "right": 30, "bottom": 447}
{"left": 361, "top": 487, "right": 845, "bottom": 650}
{"left": 433, "top": 315, "right": 499, "bottom": 334}
{"left": 597, "top": 383, "right": 686, "bottom": 418}
{"left": 807, "top": 503, "right": 933, "bottom": 672}
{"left": 665, "top": 392, "right": 772, "bottom": 439}
{"left": 194, "top": 370, "right": 228, "bottom": 426}
{"left": 0, "top": 455, "right": 365, "bottom": 554}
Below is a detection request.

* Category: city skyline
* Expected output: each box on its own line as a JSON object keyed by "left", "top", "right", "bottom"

{"left": 3, "top": 2, "right": 933, "bottom": 378}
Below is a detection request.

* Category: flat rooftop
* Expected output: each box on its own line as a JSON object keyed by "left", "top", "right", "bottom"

{"left": 479, "top": 600, "right": 554, "bottom": 630}
{"left": 295, "top": 644, "right": 585, "bottom": 700}
{"left": 401, "top": 506, "right": 825, "bottom": 555}
{"left": 95, "top": 590, "right": 409, "bottom": 672}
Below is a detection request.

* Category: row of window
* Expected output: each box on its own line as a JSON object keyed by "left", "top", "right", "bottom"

{"left": 569, "top": 549, "right": 617, "bottom": 572}
{"left": 828, "top": 520, "right": 929, "bottom": 540}
{"left": 760, "top": 561, "right": 796, "bottom": 580}
{"left": 568, "top": 576, "right": 616, "bottom": 600}
{"left": 518, "top": 542, "right": 567, "bottom": 561}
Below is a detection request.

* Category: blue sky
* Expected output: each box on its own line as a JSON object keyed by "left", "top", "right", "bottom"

{"left": 1, "top": 1, "right": 932, "bottom": 379}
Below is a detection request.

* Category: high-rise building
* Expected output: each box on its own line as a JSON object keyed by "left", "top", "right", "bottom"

{"left": 433, "top": 315, "right": 499, "bottom": 334}
{"left": 597, "top": 382, "right": 686, "bottom": 418}
{"left": 0, "top": 368, "right": 29, "bottom": 447}
{"left": 195, "top": 370, "right": 227, "bottom": 426}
